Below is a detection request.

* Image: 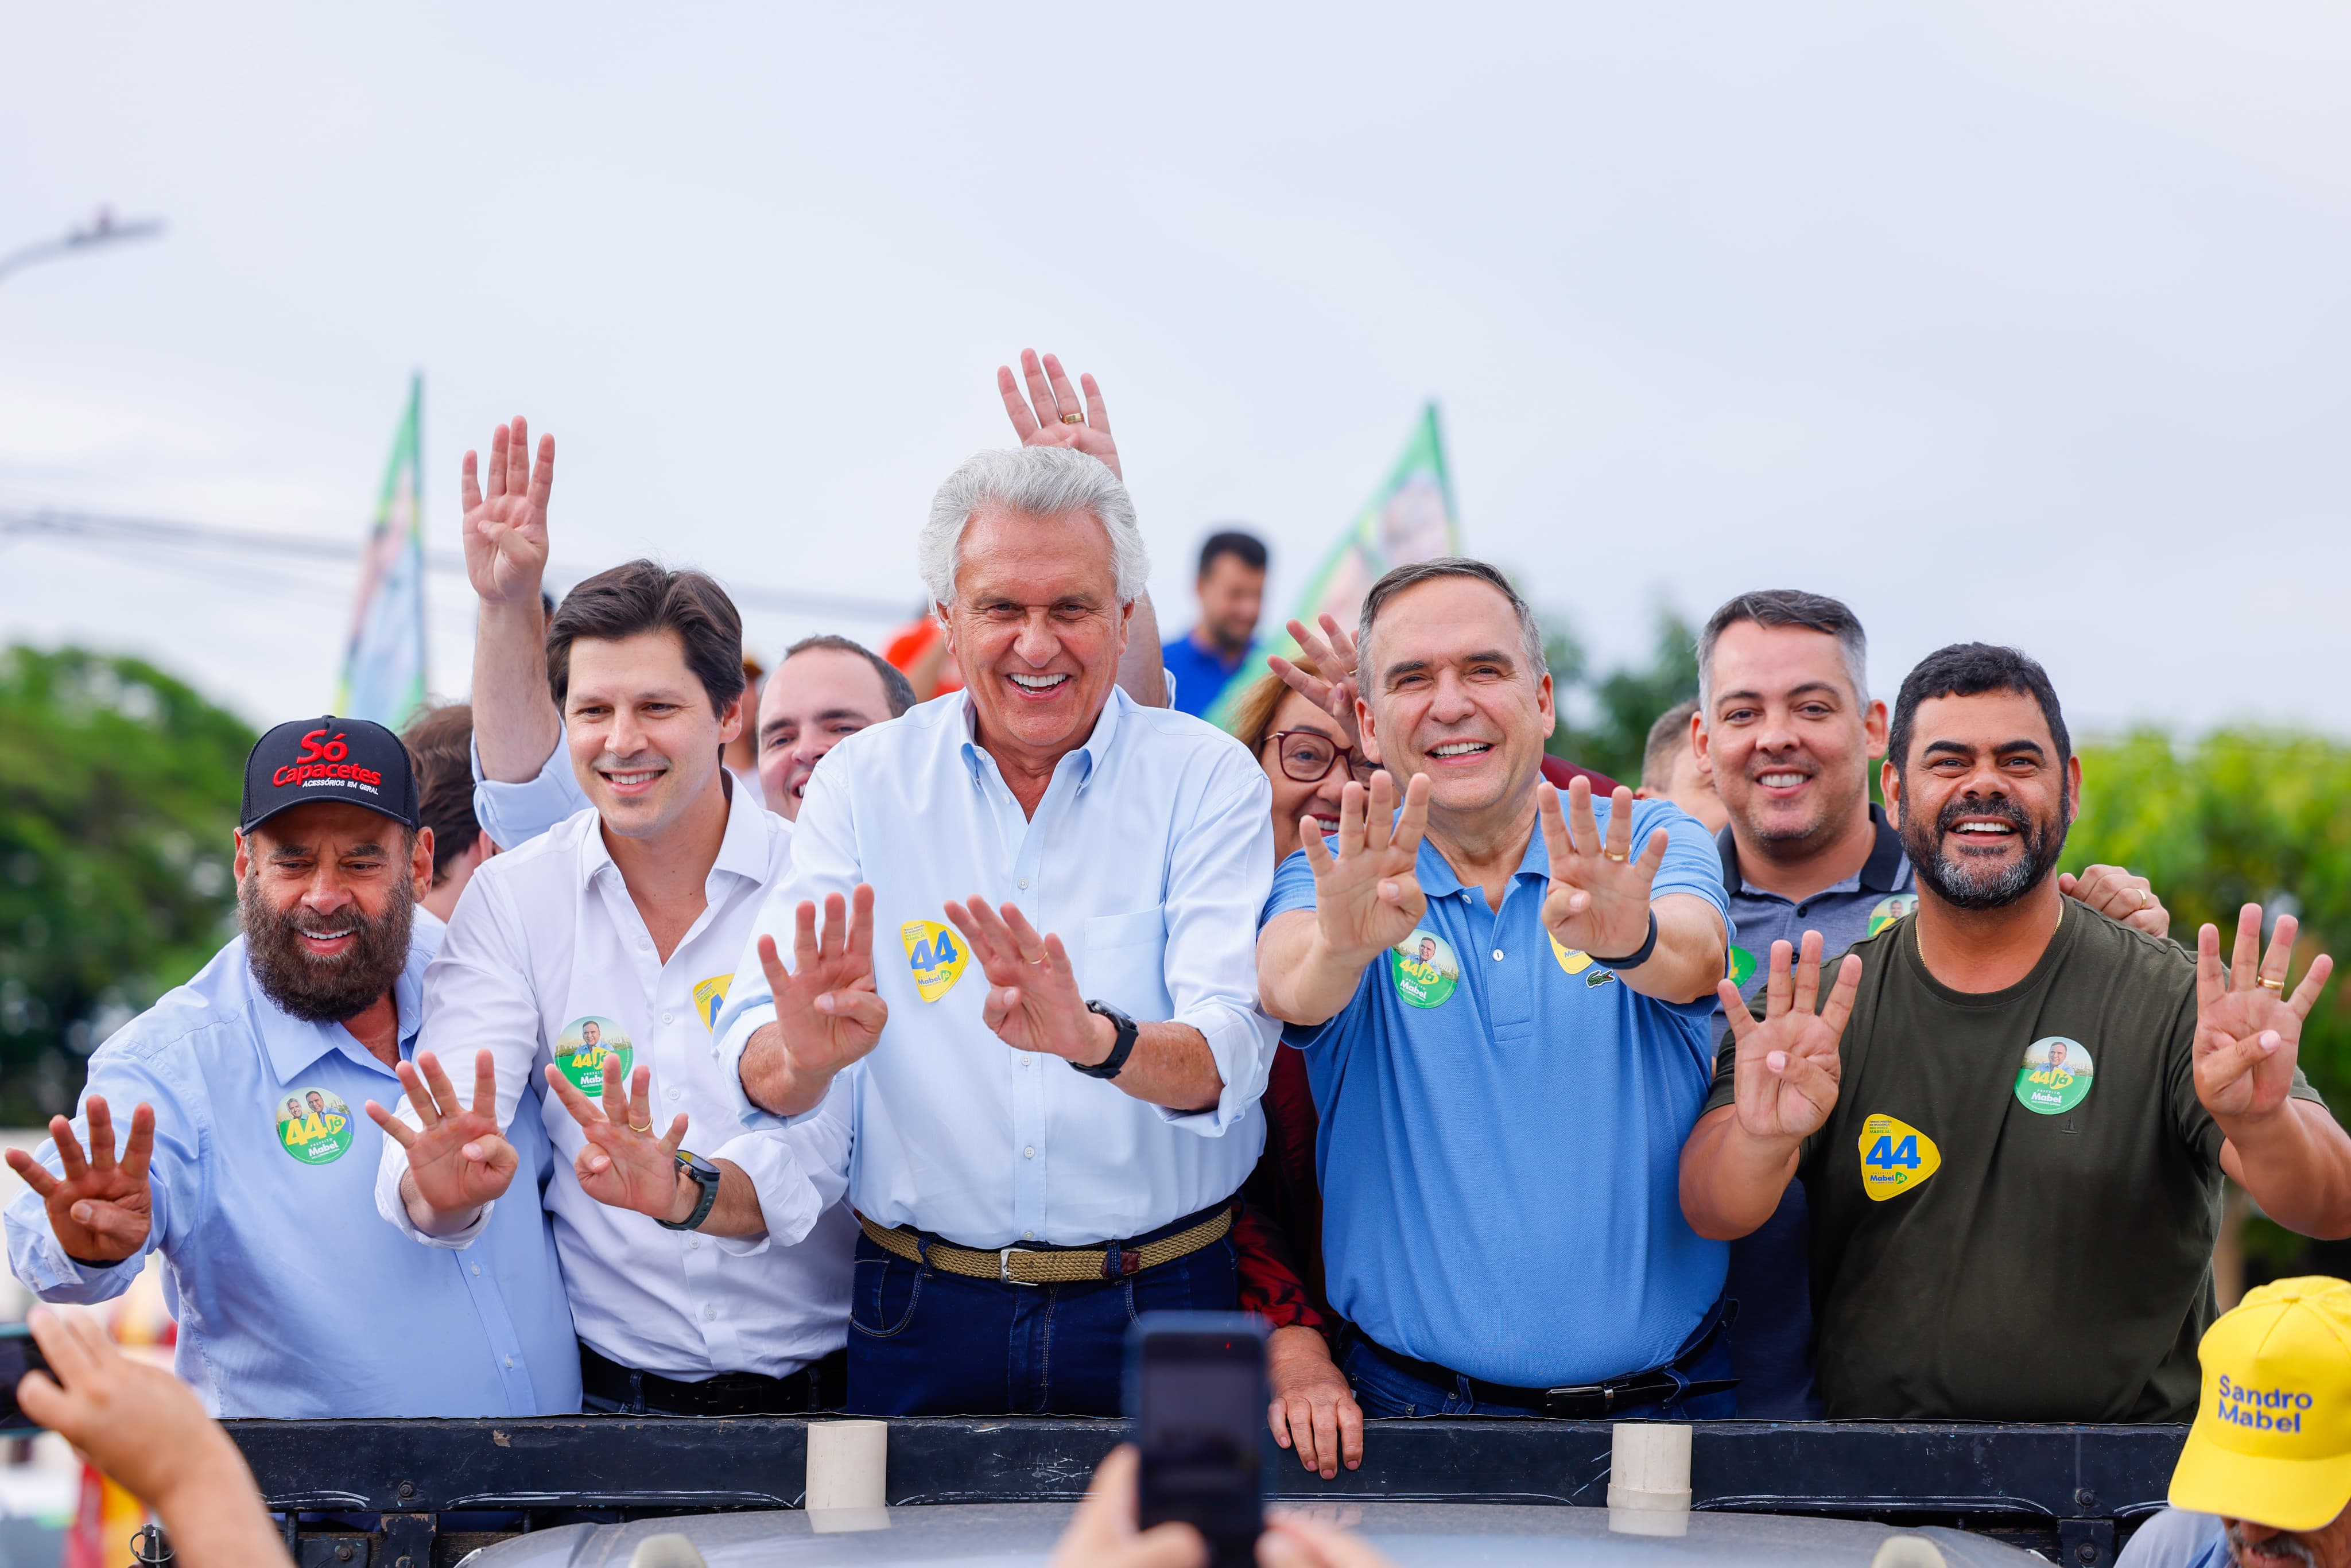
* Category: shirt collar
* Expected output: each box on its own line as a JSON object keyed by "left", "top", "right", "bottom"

{"left": 249, "top": 925, "right": 431, "bottom": 1084}
{"left": 1716, "top": 802, "right": 1908, "bottom": 895}
{"left": 956, "top": 685, "right": 1127, "bottom": 794}
{"left": 573, "top": 774, "right": 770, "bottom": 890}
{"left": 1413, "top": 810, "right": 1552, "bottom": 901}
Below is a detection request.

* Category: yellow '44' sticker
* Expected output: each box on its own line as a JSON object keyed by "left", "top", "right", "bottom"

{"left": 1858, "top": 1113, "right": 1941, "bottom": 1201}
{"left": 902, "top": 921, "right": 969, "bottom": 1003}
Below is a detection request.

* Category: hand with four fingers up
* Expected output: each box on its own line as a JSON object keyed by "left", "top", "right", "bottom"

{"left": 366, "top": 1049, "right": 517, "bottom": 1225}
{"left": 943, "top": 896, "right": 1109, "bottom": 1066}
{"left": 1718, "top": 933, "right": 1863, "bottom": 1146}
{"left": 545, "top": 1054, "right": 693, "bottom": 1221}
{"left": 459, "top": 415, "right": 553, "bottom": 610}
{"left": 2195, "top": 903, "right": 2335, "bottom": 1125}
{"left": 1536, "top": 777, "right": 1670, "bottom": 964}
{"left": 758, "top": 885, "right": 891, "bottom": 1082}
{"left": 4, "top": 1096, "right": 157, "bottom": 1264}
{"left": 1299, "top": 769, "right": 1433, "bottom": 968}
{"left": 998, "top": 348, "right": 1121, "bottom": 480}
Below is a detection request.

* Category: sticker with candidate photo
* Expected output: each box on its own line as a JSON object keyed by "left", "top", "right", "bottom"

{"left": 2015, "top": 1036, "right": 2093, "bottom": 1115}
{"left": 274, "top": 1087, "right": 355, "bottom": 1166}
{"left": 1866, "top": 894, "right": 1919, "bottom": 938}
{"left": 1390, "top": 930, "right": 1460, "bottom": 1008}
{"left": 555, "top": 1016, "right": 634, "bottom": 1094}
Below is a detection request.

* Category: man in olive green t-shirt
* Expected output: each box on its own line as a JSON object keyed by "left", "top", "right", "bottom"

{"left": 1679, "top": 642, "right": 2351, "bottom": 1422}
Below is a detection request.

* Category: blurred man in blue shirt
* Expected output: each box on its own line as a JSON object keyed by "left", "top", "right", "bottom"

{"left": 1256, "top": 558, "right": 1735, "bottom": 1418}
{"left": 3, "top": 717, "right": 577, "bottom": 1418}
{"left": 1163, "top": 530, "right": 1267, "bottom": 718}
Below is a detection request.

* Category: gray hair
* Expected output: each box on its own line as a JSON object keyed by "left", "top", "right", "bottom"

{"left": 1696, "top": 589, "right": 1869, "bottom": 719}
{"left": 1356, "top": 557, "right": 1547, "bottom": 686}
{"left": 919, "top": 447, "right": 1149, "bottom": 607}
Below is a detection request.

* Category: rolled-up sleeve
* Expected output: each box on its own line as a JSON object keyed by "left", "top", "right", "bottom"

{"left": 1157, "top": 755, "right": 1279, "bottom": 1135}
{"left": 6, "top": 1043, "right": 201, "bottom": 1303}
{"left": 708, "top": 1087, "right": 852, "bottom": 1257}
{"left": 470, "top": 731, "right": 590, "bottom": 852}
{"left": 712, "top": 763, "right": 862, "bottom": 1133}
{"left": 374, "top": 875, "right": 546, "bottom": 1247}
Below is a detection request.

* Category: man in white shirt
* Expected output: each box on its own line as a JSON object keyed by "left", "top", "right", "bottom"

{"left": 713, "top": 443, "right": 1278, "bottom": 1416}
{"left": 370, "top": 422, "right": 852, "bottom": 1415}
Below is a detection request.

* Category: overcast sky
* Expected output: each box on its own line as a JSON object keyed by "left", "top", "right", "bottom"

{"left": 3, "top": 3, "right": 2346, "bottom": 741}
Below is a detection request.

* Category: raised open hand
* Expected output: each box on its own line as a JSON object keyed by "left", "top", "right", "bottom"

{"left": 1303, "top": 770, "right": 1431, "bottom": 965}
{"left": 997, "top": 350, "right": 1121, "bottom": 480}
{"left": 5, "top": 1097, "right": 155, "bottom": 1264}
{"left": 1268, "top": 613, "right": 1364, "bottom": 747}
{"left": 762, "top": 886, "right": 889, "bottom": 1081}
{"left": 366, "top": 1049, "right": 515, "bottom": 1220}
{"left": 460, "top": 416, "right": 553, "bottom": 609}
{"left": 545, "top": 1055, "right": 689, "bottom": 1219}
{"left": 1719, "top": 933, "right": 1857, "bottom": 1143}
{"left": 1538, "top": 778, "right": 1669, "bottom": 961}
{"left": 943, "top": 898, "right": 1099, "bottom": 1063}
{"left": 2195, "top": 903, "right": 2334, "bottom": 1124}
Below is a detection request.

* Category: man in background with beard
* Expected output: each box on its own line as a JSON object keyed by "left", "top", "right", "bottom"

{"left": 1679, "top": 644, "right": 2351, "bottom": 1420}
{"left": 2, "top": 718, "right": 577, "bottom": 1417}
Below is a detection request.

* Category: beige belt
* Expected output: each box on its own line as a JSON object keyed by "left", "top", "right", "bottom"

{"left": 855, "top": 1206, "right": 1234, "bottom": 1286}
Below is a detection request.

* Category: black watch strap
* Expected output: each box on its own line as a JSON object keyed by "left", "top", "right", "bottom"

{"left": 1590, "top": 909, "right": 1661, "bottom": 971}
{"left": 656, "top": 1151, "right": 723, "bottom": 1232}
{"left": 1072, "top": 1001, "right": 1140, "bottom": 1080}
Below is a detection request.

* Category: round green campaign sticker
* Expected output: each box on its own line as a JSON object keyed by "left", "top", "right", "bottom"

{"left": 556, "top": 1016, "right": 634, "bottom": 1094}
{"left": 1866, "top": 894, "right": 1919, "bottom": 938}
{"left": 274, "top": 1087, "right": 354, "bottom": 1166}
{"left": 1390, "top": 930, "right": 1460, "bottom": 1008}
{"left": 1728, "top": 945, "right": 1759, "bottom": 990}
{"left": 2015, "top": 1036, "right": 2094, "bottom": 1115}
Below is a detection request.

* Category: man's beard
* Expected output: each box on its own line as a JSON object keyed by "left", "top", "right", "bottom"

{"left": 2227, "top": 1522, "right": 2318, "bottom": 1567}
{"left": 1903, "top": 791, "right": 2070, "bottom": 910}
{"left": 240, "top": 875, "right": 414, "bottom": 1024}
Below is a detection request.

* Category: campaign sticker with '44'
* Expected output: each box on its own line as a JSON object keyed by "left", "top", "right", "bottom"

{"left": 2015, "top": 1037, "right": 2094, "bottom": 1115}
{"left": 555, "top": 1016, "right": 633, "bottom": 1093}
{"left": 275, "top": 1087, "right": 355, "bottom": 1166}
{"left": 691, "top": 975, "right": 732, "bottom": 1033}
{"left": 1391, "top": 930, "right": 1460, "bottom": 1008}
{"left": 1858, "top": 1113, "right": 1941, "bottom": 1201}
{"left": 902, "top": 921, "right": 968, "bottom": 1003}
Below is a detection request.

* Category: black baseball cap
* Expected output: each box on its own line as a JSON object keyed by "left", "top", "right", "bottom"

{"left": 240, "top": 717, "right": 421, "bottom": 834}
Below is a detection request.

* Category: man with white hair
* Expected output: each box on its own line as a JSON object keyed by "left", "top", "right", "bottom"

{"left": 712, "top": 444, "right": 1277, "bottom": 1416}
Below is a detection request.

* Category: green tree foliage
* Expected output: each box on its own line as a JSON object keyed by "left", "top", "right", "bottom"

{"left": 0, "top": 646, "right": 254, "bottom": 1123}
{"left": 1542, "top": 609, "right": 1700, "bottom": 788}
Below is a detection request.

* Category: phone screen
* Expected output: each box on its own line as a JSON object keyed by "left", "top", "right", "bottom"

{"left": 1130, "top": 1314, "right": 1266, "bottom": 1568}
{"left": 0, "top": 1325, "right": 50, "bottom": 1434}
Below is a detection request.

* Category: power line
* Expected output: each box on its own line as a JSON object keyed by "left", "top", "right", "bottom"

{"left": 0, "top": 506, "right": 917, "bottom": 624}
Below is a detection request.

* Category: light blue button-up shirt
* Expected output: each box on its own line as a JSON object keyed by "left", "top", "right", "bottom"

{"left": 715, "top": 688, "right": 1278, "bottom": 1248}
{"left": 4, "top": 923, "right": 580, "bottom": 1418}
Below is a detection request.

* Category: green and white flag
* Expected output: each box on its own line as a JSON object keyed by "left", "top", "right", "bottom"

{"left": 1202, "top": 402, "right": 1461, "bottom": 731}
{"left": 337, "top": 375, "right": 427, "bottom": 728}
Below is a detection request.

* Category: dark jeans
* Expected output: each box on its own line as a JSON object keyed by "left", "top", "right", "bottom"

{"left": 1341, "top": 1325, "right": 1736, "bottom": 1420}
{"left": 1722, "top": 1179, "right": 1825, "bottom": 1417}
{"left": 846, "top": 1229, "right": 1239, "bottom": 1415}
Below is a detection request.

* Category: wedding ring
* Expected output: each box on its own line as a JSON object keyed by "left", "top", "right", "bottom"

{"left": 1604, "top": 851, "right": 1630, "bottom": 863}
{"left": 628, "top": 1120, "right": 654, "bottom": 1133}
{"left": 1059, "top": 412, "right": 1084, "bottom": 424}
{"left": 2259, "top": 976, "right": 2285, "bottom": 991}
{"left": 2137, "top": 889, "right": 2152, "bottom": 909}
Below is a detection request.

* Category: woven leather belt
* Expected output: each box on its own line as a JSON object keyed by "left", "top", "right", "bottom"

{"left": 856, "top": 1205, "right": 1233, "bottom": 1286}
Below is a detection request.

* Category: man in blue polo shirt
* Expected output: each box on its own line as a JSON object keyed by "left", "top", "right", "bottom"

{"left": 1256, "top": 558, "right": 1734, "bottom": 1417}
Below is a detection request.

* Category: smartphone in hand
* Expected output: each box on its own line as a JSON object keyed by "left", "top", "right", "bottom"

{"left": 1127, "top": 1313, "right": 1267, "bottom": 1568}
{"left": 0, "top": 1323, "right": 53, "bottom": 1435}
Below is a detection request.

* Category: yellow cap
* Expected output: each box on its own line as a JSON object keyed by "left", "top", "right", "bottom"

{"left": 2170, "top": 1276, "right": 2351, "bottom": 1532}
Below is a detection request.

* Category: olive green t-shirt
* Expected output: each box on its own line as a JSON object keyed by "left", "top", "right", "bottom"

{"left": 1702, "top": 904, "right": 2324, "bottom": 1422}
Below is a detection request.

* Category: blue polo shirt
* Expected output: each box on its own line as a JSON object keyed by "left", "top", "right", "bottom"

{"left": 1262, "top": 798, "right": 1732, "bottom": 1387}
{"left": 1162, "top": 630, "right": 1256, "bottom": 719}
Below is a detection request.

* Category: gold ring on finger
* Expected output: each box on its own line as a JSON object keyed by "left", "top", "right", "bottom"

{"left": 1059, "top": 412, "right": 1084, "bottom": 425}
{"left": 628, "top": 1120, "right": 654, "bottom": 1133}
{"left": 2259, "top": 976, "right": 2285, "bottom": 992}
{"left": 1604, "top": 851, "right": 1630, "bottom": 863}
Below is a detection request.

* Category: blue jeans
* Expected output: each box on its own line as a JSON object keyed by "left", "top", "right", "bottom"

{"left": 1341, "top": 1325, "right": 1736, "bottom": 1420}
{"left": 846, "top": 1229, "right": 1239, "bottom": 1416}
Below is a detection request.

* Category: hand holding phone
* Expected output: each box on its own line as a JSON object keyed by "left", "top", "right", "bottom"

{"left": 1127, "top": 1313, "right": 1268, "bottom": 1568}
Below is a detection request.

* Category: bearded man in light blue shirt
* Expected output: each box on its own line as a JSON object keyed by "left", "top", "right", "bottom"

{"left": 713, "top": 444, "right": 1277, "bottom": 1416}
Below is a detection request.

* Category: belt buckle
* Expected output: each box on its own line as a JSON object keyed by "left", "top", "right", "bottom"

{"left": 999, "top": 1247, "right": 1042, "bottom": 1287}
{"left": 1542, "top": 1383, "right": 1608, "bottom": 1419}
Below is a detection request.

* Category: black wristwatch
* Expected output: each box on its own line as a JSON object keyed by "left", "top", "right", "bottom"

{"left": 657, "top": 1150, "right": 723, "bottom": 1232}
{"left": 1072, "top": 1000, "right": 1140, "bottom": 1081}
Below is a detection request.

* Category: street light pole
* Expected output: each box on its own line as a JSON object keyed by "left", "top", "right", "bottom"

{"left": 0, "top": 207, "right": 166, "bottom": 286}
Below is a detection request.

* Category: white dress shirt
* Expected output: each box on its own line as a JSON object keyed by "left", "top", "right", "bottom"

{"left": 713, "top": 688, "right": 1277, "bottom": 1249}
{"left": 375, "top": 781, "right": 854, "bottom": 1380}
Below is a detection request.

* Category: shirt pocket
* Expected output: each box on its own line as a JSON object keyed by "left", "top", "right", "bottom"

{"left": 1080, "top": 907, "right": 1173, "bottom": 1020}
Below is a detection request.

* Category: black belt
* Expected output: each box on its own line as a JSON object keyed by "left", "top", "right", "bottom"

{"left": 579, "top": 1343, "right": 846, "bottom": 1416}
{"left": 1351, "top": 1305, "right": 1736, "bottom": 1419}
